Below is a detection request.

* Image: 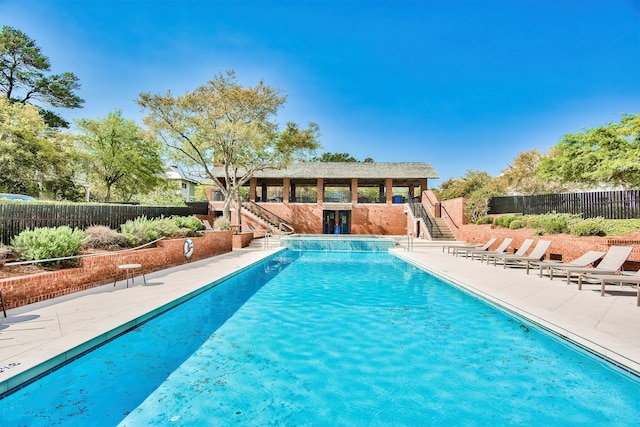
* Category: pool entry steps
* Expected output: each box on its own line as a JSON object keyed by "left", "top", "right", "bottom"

{"left": 280, "top": 235, "right": 397, "bottom": 251}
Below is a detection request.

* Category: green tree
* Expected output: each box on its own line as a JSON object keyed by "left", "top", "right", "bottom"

{"left": 0, "top": 26, "right": 83, "bottom": 128}
{"left": 138, "top": 70, "right": 321, "bottom": 220}
{"left": 75, "top": 110, "right": 164, "bottom": 202}
{"left": 434, "top": 170, "right": 495, "bottom": 201}
{"left": 539, "top": 113, "right": 640, "bottom": 190}
{"left": 494, "top": 149, "right": 567, "bottom": 195}
{"left": 313, "top": 152, "right": 374, "bottom": 162}
{"left": 0, "top": 97, "right": 80, "bottom": 198}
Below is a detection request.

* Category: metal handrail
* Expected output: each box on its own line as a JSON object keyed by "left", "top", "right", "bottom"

{"left": 422, "top": 191, "right": 459, "bottom": 229}
{"left": 244, "top": 201, "right": 294, "bottom": 234}
{"left": 407, "top": 197, "right": 434, "bottom": 237}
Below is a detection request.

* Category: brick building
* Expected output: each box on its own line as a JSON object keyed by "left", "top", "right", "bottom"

{"left": 208, "top": 162, "right": 439, "bottom": 235}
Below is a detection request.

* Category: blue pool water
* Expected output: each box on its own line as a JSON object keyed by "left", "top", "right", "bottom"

{"left": 1, "top": 250, "right": 640, "bottom": 426}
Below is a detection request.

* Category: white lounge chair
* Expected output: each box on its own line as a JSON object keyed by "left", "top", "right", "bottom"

{"left": 577, "top": 270, "right": 640, "bottom": 306}
{"left": 527, "top": 250, "right": 606, "bottom": 276}
{"left": 492, "top": 240, "right": 551, "bottom": 269}
{"left": 483, "top": 239, "right": 533, "bottom": 264}
{"left": 452, "top": 238, "right": 497, "bottom": 257}
{"left": 467, "top": 238, "right": 513, "bottom": 261}
{"left": 549, "top": 246, "right": 633, "bottom": 284}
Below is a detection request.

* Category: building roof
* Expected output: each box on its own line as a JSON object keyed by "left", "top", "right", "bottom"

{"left": 212, "top": 162, "right": 439, "bottom": 179}
{"left": 165, "top": 167, "right": 201, "bottom": 184}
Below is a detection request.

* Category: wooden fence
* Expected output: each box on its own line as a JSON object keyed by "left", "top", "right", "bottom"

{"left": 488, "top": 190, "right": 640, "bottom": 219}
{"left": 0, "top": 204, "right": 197, "bottom": 245}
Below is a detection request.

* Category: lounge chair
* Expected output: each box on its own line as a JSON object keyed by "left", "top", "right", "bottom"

{"left": 483, "top": 239, "right": 534, "bottom": 264}
{"left": 527, "top": 250, "right": 606, "bottom": 276}
{"left": 467, "top": 238, "right": 513, "bottom": 261}
{"left": 548, "top": 246, "right": 633, "bottom": 284}
{"left": 492, "top": 240, "right": 552, "bottom": 269}
{"left": 577, "top": 270, "right": 640, "bottom": 306}
{"left": 442, "top": 241, "right": 483, "bottom": 254}
{"left": 452, "top": 238, "right": 497, "bottom": 257}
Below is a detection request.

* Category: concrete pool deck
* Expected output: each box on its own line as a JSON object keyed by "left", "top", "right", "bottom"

{"left": 1, "top": 242, "right": 640, "bottom": 394}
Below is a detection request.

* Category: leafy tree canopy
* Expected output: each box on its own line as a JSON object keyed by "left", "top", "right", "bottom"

{"left": 138, "top": 70, "right": 321, "bottom": 219}
{"left": 494, "top": 149, "right": 568, "bottom": 195}
{"left": 313, "top": 152, "right": 374, "bottom": 162}
{"left": 434, "top": 170, "right": 495, "bottom": 201}
{"left": 0, "top": 97, "right": 81, "bottom": 199}
{"left": 539, "top": 113, "right": 640, "bottom": 190}
{"left": 0, "top": 26, "right": 83, "bottom": 128}
{"left": 74, "top": 110, "right": 164, "bottom": 202}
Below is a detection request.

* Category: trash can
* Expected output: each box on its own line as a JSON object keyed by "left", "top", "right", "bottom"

{"left": 334, "top": 225, "right": 341, "bottom": 234}
{"left": 393, "top": 195, "right": 402, "bottom": 203}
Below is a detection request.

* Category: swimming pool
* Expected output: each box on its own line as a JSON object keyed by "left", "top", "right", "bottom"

{"left": 1, "top": 249, "right": 639, "bottom": 425}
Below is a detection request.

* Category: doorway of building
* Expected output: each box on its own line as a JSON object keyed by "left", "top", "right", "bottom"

{"left": 323, "top": 210, "right": 350, "bottom": 234}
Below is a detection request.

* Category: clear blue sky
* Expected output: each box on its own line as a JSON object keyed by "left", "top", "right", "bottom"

{"left": 3, "top": 0, "right": 639, "bottom": 183}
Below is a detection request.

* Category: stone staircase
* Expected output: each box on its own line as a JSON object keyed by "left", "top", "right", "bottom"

{"left": 429, "top": 216, "right": 456, "bottom": 240}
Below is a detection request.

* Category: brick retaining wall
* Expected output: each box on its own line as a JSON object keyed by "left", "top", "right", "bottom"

{"left": 453, "top": 224, "right": 640, "bottom": 267}
{"left": 0, "top": 231, "right": 232, "bottom": 310}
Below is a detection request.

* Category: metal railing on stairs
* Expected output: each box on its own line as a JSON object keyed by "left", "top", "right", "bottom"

{"left": 243, "top": 201, "right": 294, "bottom": 234}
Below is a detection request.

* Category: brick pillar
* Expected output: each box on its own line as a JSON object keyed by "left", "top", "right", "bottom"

{"left": 385, "top": 178, "right": 393, "bottom": 204}
{"left": 351, "top": 178, "right": 358, "bottom": 204}
{"left": 283, "top": 178, "right": 290, "bottom": 204}
{"left": 317, "top": 178, "right": 324, "bottom": 204}
{"left": 249, "top": 178, "right": 257, "bottom": 202}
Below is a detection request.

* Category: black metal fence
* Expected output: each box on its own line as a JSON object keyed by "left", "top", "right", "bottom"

{"left": 0, "top": 203, "right": 198, "bottom": 245}
{"left": 488, "top": 190, "right": 640, "bottom": 219}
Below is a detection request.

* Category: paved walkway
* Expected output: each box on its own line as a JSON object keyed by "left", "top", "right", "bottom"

{"left": 1, "top": 243, "right": 639, "bottom": 395}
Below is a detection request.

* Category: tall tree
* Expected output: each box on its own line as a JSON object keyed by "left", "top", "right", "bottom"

{"left": 0, "top": 26, "right": 83, "bottom": 128}
{"left": 494, "top": 149, "right": 568, "bottom": 195}
{"left": 313, "top": 152, "right": 374, "bottom": 162}
{"left": 138, "top": 70, "right": 321, "bottom": 219}
{"left": 0, "top": 96, "right": 79, "bottom": 198}
{"left": 75, "top": 110, "right": 164, "bottom": 202}
{"left": 539, "top": 113, "right": 640, "bottom": 190}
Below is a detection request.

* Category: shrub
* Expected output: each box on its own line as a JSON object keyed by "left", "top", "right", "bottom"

{"left": 569, "top": 218, "right": 607, "bottom": 236}
{"left": 171, "top": 215, "right": 205, "bottom": 232}
{"left": 152, "top": 217, "right": 183, "bottom": 239}
{"left": 509, "top": 220, "right": 523, "bottom": 230}
{"left": 84, "top": 225, "right": 129, "bottom": 250}
{"left": 476, "top": 215, "right": 494, "bottom": 225}
{"left": 538, "top": 213, "right": 580, "bottom": 234}
{"left": 120, "top": 216, "right": 161, "bottom": 246}
{"left": 494, "top": 215, "right": 518, "bottom": 228}
{"left": 0, "top": 244, "right": 10, "bottom": 260}
{"left": 524, "top": 216, "right": 542, "bottom": 229}
{"left": 213, "top": 216, "right": 231, "bottom": 231}
{"left": 10, "top": 226, "right": 89, "bottom": 265}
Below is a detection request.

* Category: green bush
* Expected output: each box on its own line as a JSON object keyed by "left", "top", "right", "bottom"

{"left": 494, "top": 215, "right": 518, "bottom": 228}
{"left": 213, "top": 216, "right": 231, "bottom": 231}
{"left": 152, "top": 217, "right": 183, "bottom": 239}
{"left": 171, "top": 215, "right": 205, "bottom": 232}
{"left": 569, "top": 218, "right": 607, "bottom": 236}
{"left": 521, "top": 216, "right": 541, "bottom": 229}
{"left": 476, "top": 215, "right": 494, "bottom": 225}
{"left": 84, "top": 225, "right": 129, "bottom": 249}
{"left": 509, "top": 220, "right": 523, "bottom": 230}
{"left": 10, "top": 226, "right": 88, "bottom": 264}
{"left": 538, "top": 213, "right": 581, "bottom": 234}
{"left": 120, "top": 216, "right": 161, "bottom": 246}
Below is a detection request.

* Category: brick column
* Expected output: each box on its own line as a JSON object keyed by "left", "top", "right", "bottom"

{"left": 283, "top": 178, "right": 290, "bottom": 204}
{"left": 249, "top": 178, "right": 257, "bottom": 202}
{"left": 385, "top": 178, "right": 393, "bottom": 204}
{"left": 317, "top": 178, "right": 324, "bottom": 204}
{"left": 351, "top": 178, "right": 358, "bottom": 204}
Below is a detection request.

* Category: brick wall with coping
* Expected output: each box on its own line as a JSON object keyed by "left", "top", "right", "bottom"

{"left": 0, "top": 231, "right": 232, "bottom": 310}
{"left": 245, "top": 203, "right": 409, "bottom": 235}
